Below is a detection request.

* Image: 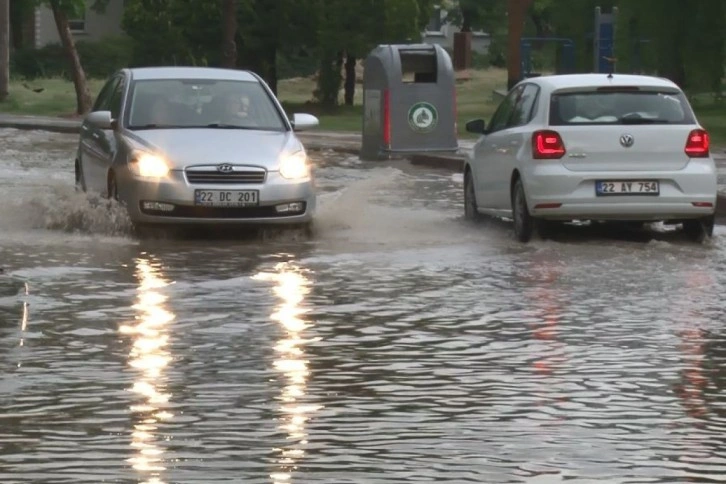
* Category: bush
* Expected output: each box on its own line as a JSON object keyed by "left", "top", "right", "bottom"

{"left": 11, "top": 35, "right": 133, "bottom": 80}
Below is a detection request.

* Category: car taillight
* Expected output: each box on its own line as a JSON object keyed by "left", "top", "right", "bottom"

{"left": 685, "top": 129, "right": 710, "bottom": 158}
{"left": 532, "top": 130, "right": 566, "bottom": 159}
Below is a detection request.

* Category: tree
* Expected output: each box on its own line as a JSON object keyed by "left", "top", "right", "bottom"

{"left": 0, "top": 0, "right": 8, "bottom": 102}
{"left": 47, "top": 0, "right": 93, "bottom": 114}
{"left": 314, "top": 0, "right": 433, "bottom": 107}
{"left": 220, "top": 0, "right": 237, "bottom": 68}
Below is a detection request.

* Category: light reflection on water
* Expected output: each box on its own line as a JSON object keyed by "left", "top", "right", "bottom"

{"left": 121, "top": 255, "right": 175, "bottom": 484}
{"left": 253, "top": 261, "right": 323, "bottom": 483}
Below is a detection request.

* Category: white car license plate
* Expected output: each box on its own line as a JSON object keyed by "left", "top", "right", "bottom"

{"left": 596, "top": 180, "right": 659, "bottom": 196}
{"left": 194, "top": 189, "right": 259, "bottom": 207}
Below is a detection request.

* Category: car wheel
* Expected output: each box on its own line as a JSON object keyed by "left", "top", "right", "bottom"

{"left": 512, "top": 178, "right": 534, "bottom": 243}
{"left": 464, "top": 170, "right": 482, "bottom": 221}
{"left": 108, "top": 172, "right": 119, "bottom": 201}
{"left": 683, "top": 215, "right": 715, "bottom": 243}
{"left": 75, "top": 160, "right": 86, "bottom": 193}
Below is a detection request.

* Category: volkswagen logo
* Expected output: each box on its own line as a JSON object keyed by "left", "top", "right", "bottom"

{"left": 619, "top": 134, "right": 635, "bottom": 148}
{"left": 217, "top": 163, "right": 234, "bottom": 173}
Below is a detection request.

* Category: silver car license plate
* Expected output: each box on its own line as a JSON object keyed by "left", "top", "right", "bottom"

{"left": 596, "top": 180, "right": 659, "bottom": 196}
{"left": 194, "top": 189, "right": 259, "bottom": 207}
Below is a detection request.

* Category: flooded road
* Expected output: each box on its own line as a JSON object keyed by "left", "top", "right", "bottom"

{"left": 1, "top": 129, "right": 726, "bottom": 483}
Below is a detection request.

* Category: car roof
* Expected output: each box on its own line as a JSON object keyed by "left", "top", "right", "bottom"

{"left": 128, "top": 66, "right": 259, "bottom": 82}
{"left": 527, "top": 73, "right": 680, "bottom": 91}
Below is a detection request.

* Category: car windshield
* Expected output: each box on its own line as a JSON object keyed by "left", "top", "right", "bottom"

{"left": 125, "top": 78, "right": 286, "bottom": 131}
{"left": 549, "top": 89, "right": 696, "bottom": 125}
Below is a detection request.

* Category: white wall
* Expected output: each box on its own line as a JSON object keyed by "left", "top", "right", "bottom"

{"left": 35, "top": 1, "right": 126, "bottom": 48}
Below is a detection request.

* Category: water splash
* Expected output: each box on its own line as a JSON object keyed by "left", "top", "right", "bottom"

{"left": 2, "top": 183, "right": 133, "bottom": 236}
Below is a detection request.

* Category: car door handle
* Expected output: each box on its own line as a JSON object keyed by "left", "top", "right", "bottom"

{"left": 91, "top": 132, "right": 102, "bottom": 140}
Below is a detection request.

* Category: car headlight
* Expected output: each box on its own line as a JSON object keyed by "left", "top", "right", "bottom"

{"left": 279, "top": 151, "right": 310, "bottom": 180}
{"left": 128, "top": 151, "right": 170, "bottom": 178}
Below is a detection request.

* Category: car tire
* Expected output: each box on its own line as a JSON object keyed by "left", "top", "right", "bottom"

{"left": 108, "top": 172, "right": 119, "bottom": 201}
{"left": 683, "top": 215, "right": 715, "bottom": 243}
{"left": 464, "top": 170, "right": 482, "bottom": 221}
{"left": 512, "top": 178, "right": 534, "bottom": 243}
{"left": 75, "top": 160, "right": 86, "bottom": 193}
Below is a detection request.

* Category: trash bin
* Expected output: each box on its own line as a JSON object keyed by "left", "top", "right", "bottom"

{"left": 360, "top": 43, "right": 459, "bottom": 161}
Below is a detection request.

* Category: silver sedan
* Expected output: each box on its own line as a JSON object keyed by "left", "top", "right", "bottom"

{"left": 75, "top": 66, "right": 319, "bottom": 231}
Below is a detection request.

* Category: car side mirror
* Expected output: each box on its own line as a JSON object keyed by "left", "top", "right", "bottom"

{"left": 86, "top": 110, "right": 114, "bottom": 130}
{"left": 465, "top": 119, "right": 486, "bottom": 134}
{"left": 291, "top": 113, "right": 319, "bottom": 131}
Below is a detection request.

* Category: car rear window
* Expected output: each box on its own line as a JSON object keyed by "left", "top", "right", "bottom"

{"left": 549, "top": 88, "right": 696, "bottom": 125}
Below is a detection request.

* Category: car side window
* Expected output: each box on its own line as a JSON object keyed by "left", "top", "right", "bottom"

{"left": 488, "top": 86, "right": 522, "bottom": 133}
{"left": 509, "top": 84, "right": 540, "bottom": 127}
{"left": 108, "top": 77, "right": 126, "bottom": 120}
{"left": 92, "top": 77, "right": 120, "bottom": 112}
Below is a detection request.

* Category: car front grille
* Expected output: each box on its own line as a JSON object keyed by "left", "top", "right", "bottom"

{"left": 185, "top": 167, "right": 266, "bottom": 185}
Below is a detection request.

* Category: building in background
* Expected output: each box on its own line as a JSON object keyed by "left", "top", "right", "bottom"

{"left": 421, "top": 3, "right": 491, "bottom": 55}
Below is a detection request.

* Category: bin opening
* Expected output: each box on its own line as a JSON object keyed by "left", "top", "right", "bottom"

{"left": 399, "top": 49, "right": 437, "bottom": 83}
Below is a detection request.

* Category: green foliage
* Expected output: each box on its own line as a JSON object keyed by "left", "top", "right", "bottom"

{"left": 121, "top": 0, "right": 221, "bottom": 67}
{"left": 11, "top": 36, "right": 133, "bottom": 79}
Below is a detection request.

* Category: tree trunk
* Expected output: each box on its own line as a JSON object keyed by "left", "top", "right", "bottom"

{"left": 220, "top": 0, "right": 237, "bottom": 68}
{"left": 49, "top": 0, "right": 92, "bottom": 115}
{"left": 507, "top": 0, "right": 534, "bottom": 89}
{"left": 0, "top": 0, "right": 9, "bottom": 102}
{"left": 344, "top": 53, "right": 356, "bottom": 106}
{"left": 267, "top": 46, "right": 278, "bottom": 94}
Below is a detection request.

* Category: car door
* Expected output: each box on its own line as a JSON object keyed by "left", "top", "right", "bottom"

{"left": 96, "top": 76, "right": 127, "bottom": 195}
{"left": 489, "top": 83, "right": 540, "bottom": 209}
{"left": 471, "top": 86, "right": 521, "bottom": 210}
{"left": 80, "top": 76, "right": 120, "bottom": 193}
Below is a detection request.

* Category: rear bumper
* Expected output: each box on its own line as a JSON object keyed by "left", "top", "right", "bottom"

{"left": 524, "top": 159, "right": 717, "bottom": 221}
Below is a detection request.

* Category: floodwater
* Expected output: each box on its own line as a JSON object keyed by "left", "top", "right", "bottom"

{"left": 1, "top": 128, "right": 726, "bottom": 483}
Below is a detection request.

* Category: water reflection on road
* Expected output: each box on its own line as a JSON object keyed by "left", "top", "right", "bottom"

{"left": 0, "top": 129, "right": 726, "bottom": 483}
{"left": 124, "top": 255, "right": 174, "bottom": 483}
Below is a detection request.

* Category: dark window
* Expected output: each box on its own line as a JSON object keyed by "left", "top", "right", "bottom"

{"left": 91, "top": 76, "right": 119, "bottom": 112}
{"left": 549, "top": 88, "right": 696, "bottom": 125}
{"left": 108, "top": 77, "right": 125, "bottom": 119}
{"left": 399, "top": 49, "right": 437, "bottom": 83}
{"left": 68, "top": 10, "right": 85, "bottom": 32}
{"left": 509, "top": 84, "right": 540, "bottom": 127}
{"left": 488, "top": 85, "right": 522, "bottom": 132}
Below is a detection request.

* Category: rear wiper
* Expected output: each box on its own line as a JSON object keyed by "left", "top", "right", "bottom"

{"left": 619, "top": 115, "right": 669, "bottom": 125}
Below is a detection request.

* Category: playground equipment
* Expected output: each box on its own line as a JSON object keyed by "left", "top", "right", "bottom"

{"left": 517, "top": 6, "right": 619, "bottom": 81}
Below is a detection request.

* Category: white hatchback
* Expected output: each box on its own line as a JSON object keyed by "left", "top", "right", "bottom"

{"left": 463, "top": 73, "right": 718, "bottom": 242}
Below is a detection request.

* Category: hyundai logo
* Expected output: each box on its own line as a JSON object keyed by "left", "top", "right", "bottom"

{"left": 620, "top": 134, "right": 635, "bottom": 148}
{"left": 217, "top": 163, "right": 234, "bottom": 173}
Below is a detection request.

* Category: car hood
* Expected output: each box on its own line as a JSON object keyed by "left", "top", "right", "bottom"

{"left": 124, "top": 128, "right": 304, "bottom": 170}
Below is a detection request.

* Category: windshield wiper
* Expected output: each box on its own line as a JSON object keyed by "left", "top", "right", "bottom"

{"left": 128, "top": 124, "right": 193, "bottom": 130}
{"left": 204, "top": 123, "right": 258, "bottom": 129}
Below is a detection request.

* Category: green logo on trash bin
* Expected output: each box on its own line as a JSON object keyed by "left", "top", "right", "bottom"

{"left": 408, "top": 102, "right": 438, "bottom": 133}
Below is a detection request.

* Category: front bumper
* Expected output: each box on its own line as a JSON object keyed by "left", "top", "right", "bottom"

{"left": 117, "top": 170, "right": 316, "bottom": 225}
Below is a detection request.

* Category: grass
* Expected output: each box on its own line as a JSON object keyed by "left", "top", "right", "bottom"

{"left": 2, "top": 70, "right": 725, "bottom": 149}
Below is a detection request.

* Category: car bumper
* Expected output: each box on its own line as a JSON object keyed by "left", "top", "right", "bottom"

{"left": 117, "top": 170, "right": 316, "bottom": 225}
{"left": 524, "top": 160, "right": 717, "bottom": 221}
